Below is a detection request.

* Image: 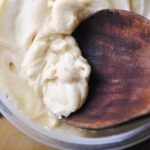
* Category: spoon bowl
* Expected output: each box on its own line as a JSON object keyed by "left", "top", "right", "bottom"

{"left": 63, "top": 9, "right": 150, "bottom": 130}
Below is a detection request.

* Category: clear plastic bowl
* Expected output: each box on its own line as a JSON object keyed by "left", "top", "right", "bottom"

{"left": 0, "top": 91, "right": 150, "bottom": 150}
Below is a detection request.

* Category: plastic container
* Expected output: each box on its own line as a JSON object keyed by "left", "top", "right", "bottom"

{"left": 0, "top": 91, "right": 150, "bottom": 150}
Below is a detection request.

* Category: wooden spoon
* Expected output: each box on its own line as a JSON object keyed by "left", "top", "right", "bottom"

{"left": 63, "top": 9, "right": 150, "bottom": 130}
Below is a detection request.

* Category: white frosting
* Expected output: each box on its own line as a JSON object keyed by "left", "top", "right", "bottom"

{"left": 19, "top": 0, "right": 91, "bottom": 118}
{"left": 22, "top": 35, "right": 90, "bottom": 118}
{"left": 0, "top": 0, "right": 150, "bottom": 137}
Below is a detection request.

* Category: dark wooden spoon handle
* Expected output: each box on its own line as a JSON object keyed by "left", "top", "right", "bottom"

{"left": 63, "top": 9, "right": 150, "bottom": 130}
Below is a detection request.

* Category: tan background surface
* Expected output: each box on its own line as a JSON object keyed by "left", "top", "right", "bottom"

{"left": 0, "top": 118, "right": 54, "bottom": 150}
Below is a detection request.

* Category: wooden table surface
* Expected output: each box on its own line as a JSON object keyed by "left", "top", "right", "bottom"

{"left": 0, "top": 118, "right": 54, "bottom": 150}
{"left": 0, "top": 116, "right": 150, "bottom": 150}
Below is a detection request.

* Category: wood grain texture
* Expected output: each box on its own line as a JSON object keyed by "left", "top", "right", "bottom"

{"left": 63, "top": 10, "right": 150, "bottom": 129}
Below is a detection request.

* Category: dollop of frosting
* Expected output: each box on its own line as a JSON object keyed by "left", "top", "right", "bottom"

{"left": 21, "top": 0, "right": 91, "bottom": 118}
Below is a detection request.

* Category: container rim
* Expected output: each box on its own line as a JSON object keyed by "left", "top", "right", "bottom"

{"left": 0, "top": 91, "right": 150, "bottom": 149}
